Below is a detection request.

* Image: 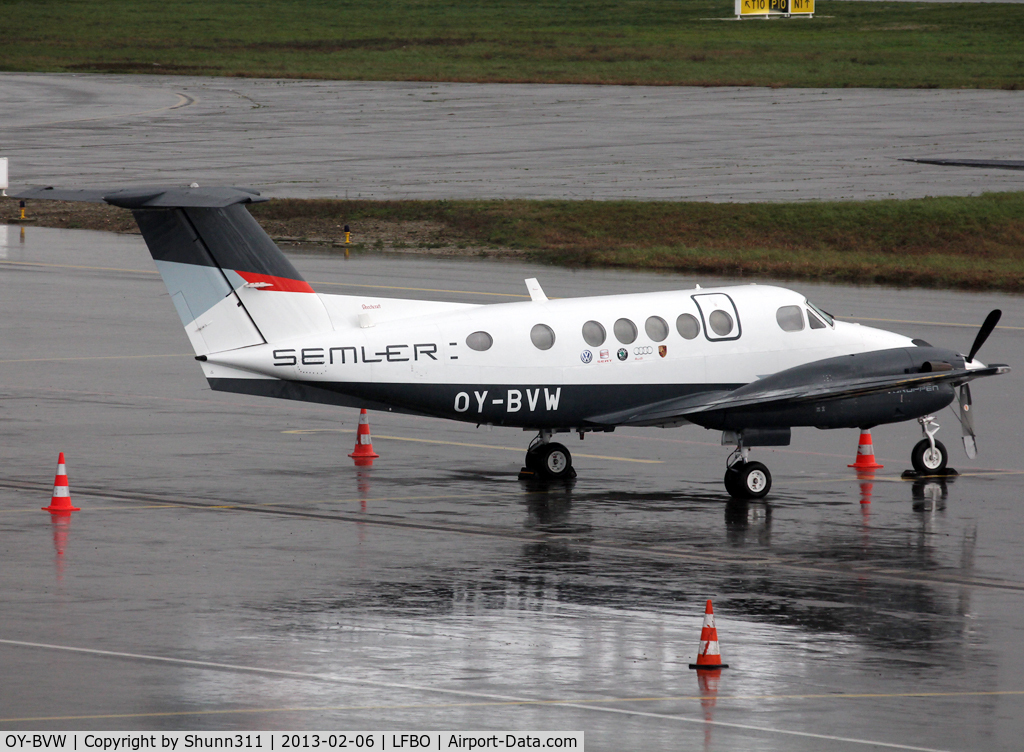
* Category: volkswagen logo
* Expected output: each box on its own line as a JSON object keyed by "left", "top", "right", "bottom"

{"left": 580, "top": 350, "right": 593, "bottom": 364}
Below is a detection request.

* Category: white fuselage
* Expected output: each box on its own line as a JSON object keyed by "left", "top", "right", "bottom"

{"left": 201, "top": 283, "right": 915, "bottom": 428}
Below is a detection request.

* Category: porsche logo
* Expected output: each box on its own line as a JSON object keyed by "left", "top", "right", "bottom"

{"left": 658, "top": 345, "right": 667, "bottom": 358}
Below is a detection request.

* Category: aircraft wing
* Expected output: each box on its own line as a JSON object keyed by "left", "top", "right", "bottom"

{"left": 586, "top": 364, "right": 1009, "bottom": 427}
{"left": 900, "top": 158, "right": 1024, "bottom": 171}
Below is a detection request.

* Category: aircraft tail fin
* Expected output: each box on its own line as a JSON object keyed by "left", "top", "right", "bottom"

{"left": 16, "top": 185, "right": 334, "bottom": 355}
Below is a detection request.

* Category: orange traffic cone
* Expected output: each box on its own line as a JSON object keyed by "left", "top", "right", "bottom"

{"left": 689, "top": 600, "right": 729, "bottom": 670}
{"left": 348, "top": 409, "right": 380, "bottom": 463}
{"left": 42, "top": 452, "right": 80, "bottom": 514}
{"left": 848, "top": 430, "right": 883, "bottom": 470}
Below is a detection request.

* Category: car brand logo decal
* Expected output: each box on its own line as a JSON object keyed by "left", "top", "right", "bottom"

{"left": 617, "top": 348, "right": 628, "bottom": 361}
{"left": 633, "top": 346, "right": 654, "bottom": 356}
{"left": 599, "top": 349, "right": 610, "bottom": 360}
{"left": 658, "top": 345, "right": 667, "bottom": 358}
{"left": 581, "top": 350, "right": 593, "bottom": 363}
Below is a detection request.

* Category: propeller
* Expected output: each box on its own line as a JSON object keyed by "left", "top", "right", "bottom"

{"left": 958, "top": 384, "right": 976, "bottom": 458}
{"left": 959, "top": 308, "right": 1001, "bottom": 458}
{"left": 966, "top": 309, "right": 1001, "bottom": 363}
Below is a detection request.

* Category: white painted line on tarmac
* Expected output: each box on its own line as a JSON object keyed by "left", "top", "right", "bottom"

{"left": 283, "top": 429, "right": 662, "bottom": 463}
{"left": 0, "top": 638, "right": 957, "bottom": 750}
{"left": 839, "top": 315, "right": 1024, "bottom": 331}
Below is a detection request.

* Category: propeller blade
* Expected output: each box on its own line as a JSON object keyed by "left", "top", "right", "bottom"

{"left": 967, "top": 309, "right": 1002, "bottom": 363}
{"left": 959, "top": 383, "right": 977, "bottom": 459}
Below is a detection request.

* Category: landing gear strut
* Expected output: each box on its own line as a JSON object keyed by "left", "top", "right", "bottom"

{"left": 723, "top": 442, "right": 772, "bottom": 499}
{"left": 911, "top": 415, "right": 949, "bottom": 474}
{"left": 524, "top": 430, "right": 575, "bottom": 480}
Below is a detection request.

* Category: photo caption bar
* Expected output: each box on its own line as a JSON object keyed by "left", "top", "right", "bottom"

{"left": 2, "top": 733, "right": 583, "bottom": 752}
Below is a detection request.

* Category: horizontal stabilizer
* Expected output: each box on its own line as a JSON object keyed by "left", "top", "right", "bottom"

{"left": 14, "top": 185, "right": 268, "bottom": 208}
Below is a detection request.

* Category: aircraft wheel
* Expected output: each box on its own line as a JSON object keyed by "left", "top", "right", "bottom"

{"left": 535, "top": 442, "right": 573, "bottom": 480}
{"left": 912, "top": 439, "right": 947, "bottom": 474}
{"left": 724, "top": 466, "right": 743, "bottom": 498}
{"left": 726, "top": 461, "right": 771, "bottom": 499}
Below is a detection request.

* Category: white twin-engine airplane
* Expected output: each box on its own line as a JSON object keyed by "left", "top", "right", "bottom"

{"left": 18, "top": 185, "right": 1010, "bottom": 499}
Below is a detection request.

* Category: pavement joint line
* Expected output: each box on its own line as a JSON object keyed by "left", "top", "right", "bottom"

{"left": 4, "top": 477, "right": 1022, "bottom": 592}
{"left": 5, "top": 688, "right": 1024, "bottom": 724}
{"left": 0, "top": 638, "right": 958, "bottom": 751}
{"left": 283, "top": 429, "right": 662, "bottom": 464}
{"left": 6, "top": 380, "right": 1018, "bottom": 470}
{"left": 0, "top": 353, "right": 192, "bottom": 363}
{"left": 0, "top": 259, "right": 158, "bottom": 275}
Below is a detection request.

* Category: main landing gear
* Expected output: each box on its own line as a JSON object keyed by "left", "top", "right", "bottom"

{"left": 522, "top": 430, "right": 576, "bottom": 480}
{"left": 910, "top": 415, "right": 950, "bottom": 475}
{"left": 723, "top": 444, "right": 772, "bottom": 500}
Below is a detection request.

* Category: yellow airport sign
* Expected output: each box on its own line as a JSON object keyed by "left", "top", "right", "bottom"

{"left": 736, "top": 0, "right": 814, "bottom": 16}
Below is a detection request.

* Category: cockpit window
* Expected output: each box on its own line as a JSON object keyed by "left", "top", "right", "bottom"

{"left": 806, "top": 300, "right": 834, "bottom": 326}
{"left": 776, "top": 305, "right": 805, "bottom": 332}
{"left": 808, "top": 311, "right": 827, "bottom": 329}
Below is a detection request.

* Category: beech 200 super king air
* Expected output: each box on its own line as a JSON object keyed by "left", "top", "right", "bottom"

{"left": 17, "top": 185, "right": 1010, "bottom": 499}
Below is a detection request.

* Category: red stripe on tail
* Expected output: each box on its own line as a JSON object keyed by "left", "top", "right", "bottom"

{"left": 235, "top": 270, "right": 315, "bottom": 294}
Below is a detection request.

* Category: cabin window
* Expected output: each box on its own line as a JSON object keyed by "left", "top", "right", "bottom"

{"left": 808, "top": 311, "right": 827, "bottom": 330}
{"left": 466, "top": 331, "right": 493, "bottom": 351}
{"left": 709, "top": 310, "right": 734, "bottom": 337}
{"left": 676, "top": 313, "right": 700, "bottom": 340}
{"left": 582, "top": 320, "right": 606, "bottom": 347}
{"left": 776, "top": 305, "right": 804, "bottom": 332}
{"left": 530, "top": 323, "right": 556, "bottom": 350}
{"left": 614, "top": 318, "right": 638, "bottom": 344}
{"left": 645, "top": 316, "right": 669, "bottom": 342}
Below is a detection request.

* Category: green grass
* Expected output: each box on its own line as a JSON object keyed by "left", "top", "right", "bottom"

{"left": 250, "top": 192, "right": 1024, "bottom": 290}
{"left": 2, "top": 0, "right": 1024, "bottom": 88}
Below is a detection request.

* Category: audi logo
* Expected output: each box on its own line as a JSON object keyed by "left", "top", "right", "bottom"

{"left": 633, "top": 346, "right": 654, "bottom": 355}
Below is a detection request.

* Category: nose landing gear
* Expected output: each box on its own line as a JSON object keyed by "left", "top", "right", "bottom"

{"left": 910, "top": 415, "right": 950, "bottom": 474}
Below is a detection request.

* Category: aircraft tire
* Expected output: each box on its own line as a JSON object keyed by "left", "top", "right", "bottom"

{"left": 726, "top": 461, "right": 771, "bottom": 499}
{"left": 724, "top": 466, "right": 743, "bottom": 498}
{"left": 535, "top": 443, "right": 573, "bottom": 480}
{"left": 912, "top": 439, "right": 948, "bottom": 474}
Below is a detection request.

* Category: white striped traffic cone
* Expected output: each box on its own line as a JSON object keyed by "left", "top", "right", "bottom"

{"left": 42, "top": 452, "right": 80, "bottom": 514}
{"left": 848, "top": 429, "right": 883, "bottom": 469}
{"left": 348, "top": 409, "right": 380, "bottom": 463}
{"left": 689, "top": 600, "right": 729, "bottom": 670}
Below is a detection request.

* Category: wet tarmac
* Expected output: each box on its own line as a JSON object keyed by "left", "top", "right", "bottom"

{"left": 3, "top": 72, "right": 1024, "bottom": 202}
{"left": 2, "top": 225, "right": 1024, "bottom": 751}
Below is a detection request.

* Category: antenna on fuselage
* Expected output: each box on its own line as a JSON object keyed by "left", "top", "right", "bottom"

{"left": 525, "top": 278, "right": 548, "bottom": 302}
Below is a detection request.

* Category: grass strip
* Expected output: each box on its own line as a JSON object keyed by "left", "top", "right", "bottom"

{"left": 2, "top": 0, "right": 1024, "bottom": 89}
{"left": 6, "top": 193, "right": 1024, "bottom": 291}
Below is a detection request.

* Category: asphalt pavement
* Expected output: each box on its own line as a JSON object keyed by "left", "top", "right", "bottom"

{"left": 2, "top": 72, "right": 1024, "bottom": 202}
{"left": 2, "top": 226, "right": 1023, "bottom": 750}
